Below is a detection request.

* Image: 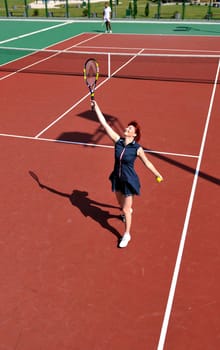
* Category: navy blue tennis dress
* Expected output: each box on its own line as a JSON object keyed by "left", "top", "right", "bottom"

{"left": 109, "top": 138, "right": 141, "bottom": 196}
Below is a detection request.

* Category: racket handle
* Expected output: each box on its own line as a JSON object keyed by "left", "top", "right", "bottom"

{"left": 91, "top": 93, "right": 95, "bottom": 110}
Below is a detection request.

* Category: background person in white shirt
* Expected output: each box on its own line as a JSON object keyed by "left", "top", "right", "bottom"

{"left": 103, "top": 2, "right": 112, "bottom": 33}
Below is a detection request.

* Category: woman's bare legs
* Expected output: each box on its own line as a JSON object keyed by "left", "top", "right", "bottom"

{"left": 122, "top": 195, "right": 133, "bottom": 234}
{"left": 115, "top": 192, "right": 133, "bottom": 247}
{"left": 115, "top": 191, "right": 124, "bottom": 210}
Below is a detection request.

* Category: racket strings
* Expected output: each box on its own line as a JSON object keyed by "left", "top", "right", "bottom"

{"left": 85, "top": 61, "right": 97, "bottom": 87}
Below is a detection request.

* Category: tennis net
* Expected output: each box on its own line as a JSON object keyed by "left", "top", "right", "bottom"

{"left": 0, "top": 46, "right": 219, "bottom": 84}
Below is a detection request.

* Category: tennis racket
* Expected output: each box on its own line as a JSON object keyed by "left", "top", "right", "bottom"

{"left": 83, "top": 58, "right": 99, "bottom": 110}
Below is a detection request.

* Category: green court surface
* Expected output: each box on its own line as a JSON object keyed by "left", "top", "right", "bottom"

{"left": 0, "top": 19, "right": 220, "bottom": 50}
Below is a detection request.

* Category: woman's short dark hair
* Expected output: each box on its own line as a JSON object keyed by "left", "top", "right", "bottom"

{"left": 128, "top": 121, "right": 141, "bottom": 142}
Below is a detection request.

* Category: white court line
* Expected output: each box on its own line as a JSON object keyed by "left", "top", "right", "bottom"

{"left": 0, "top": 132, "right": 199, "bottom": 159}
{"left": 35, "top": 48, "right": 149, "bottom": 137}
{"left": 0, "top": 38, "right": 205, "bottom": 155}
{"left": 0, "top": 32, "right": 103, "bottom": 81}
{"left": 70, "top": 33, "right": 103, "bottom": 47}
{"left": 110, "top": 48, "right": 145, "bottom": 78}
{"left": 76, "top": 45, "right": 220, "bottom": 55}
{"left": 0, "top": 31, "right": 105, "bottom": 136}
{"left": 0, "top": 32, "right": 104, "bottom": 138}
{"left": 0, "top": 21, "right": 70, "bottom": 45}
{"left": 0, "top": 49, "right": 74, "bottom": 81}
{"left": 0, "top": 26, "right": 219, "bottom": 348}
{"left": 34, "top": 92, "right": 90, "bottom": 138}
{"left": 157, "top": 58, "right": 220, "bottom": 350}
{"left": 0, "top": 49, "right": 67, "bottom": 81}
{"left": 34, "top": 77, "right": 109, "bottom": 138}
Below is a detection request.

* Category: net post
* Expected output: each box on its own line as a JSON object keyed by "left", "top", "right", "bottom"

{"left": 108, "top": 53, "right": 111, "bottom": 78}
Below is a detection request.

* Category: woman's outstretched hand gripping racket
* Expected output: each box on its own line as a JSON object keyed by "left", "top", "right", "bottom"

{"left": 83, "top": 58, "right": 99, "bottom": 110}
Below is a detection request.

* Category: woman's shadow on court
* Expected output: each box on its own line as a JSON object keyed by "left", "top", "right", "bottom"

{"left": 29, "top": 171, "right": 122, "bottom": 244}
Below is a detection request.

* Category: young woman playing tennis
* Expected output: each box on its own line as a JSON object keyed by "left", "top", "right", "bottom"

{"left": 91, "top": 100, "right": 163, "bottom": 248}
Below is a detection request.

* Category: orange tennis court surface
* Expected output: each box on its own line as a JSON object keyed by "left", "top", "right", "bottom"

{"left": 0, "top": 33, "right": 219, "bottom": 350}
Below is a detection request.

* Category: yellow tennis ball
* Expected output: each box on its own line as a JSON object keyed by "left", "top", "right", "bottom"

{"left": 156, "top": 176, "right": 163, "bottom": 183}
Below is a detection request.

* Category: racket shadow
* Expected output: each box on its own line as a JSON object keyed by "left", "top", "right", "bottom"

{"left": 29, "top": 171, "right": 122, "bottom": 243}
{"left": 56, "top": 111, "right": 98, "bottom": 144}
{"left": 77, "top": 110, "right": 98, "bottom": 123}
{"left": 57, "top": 110, "right": 125, "bottom": 145}
{"left": 56, "top": 131, "right": 95, "bottom": 144}
{"left": 77, "top": 110, "right": 125, "bottom": 135}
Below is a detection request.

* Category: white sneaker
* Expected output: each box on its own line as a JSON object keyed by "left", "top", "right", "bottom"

{"left": 109, "top": 30, "right": 112, "bottom": 33}
{"left": 119, "top": 233, "right": 131, "bottom": 248}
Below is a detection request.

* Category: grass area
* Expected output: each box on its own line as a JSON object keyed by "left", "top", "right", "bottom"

{"left": 0, "top": 0, "right": 219, "bottom": 20}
